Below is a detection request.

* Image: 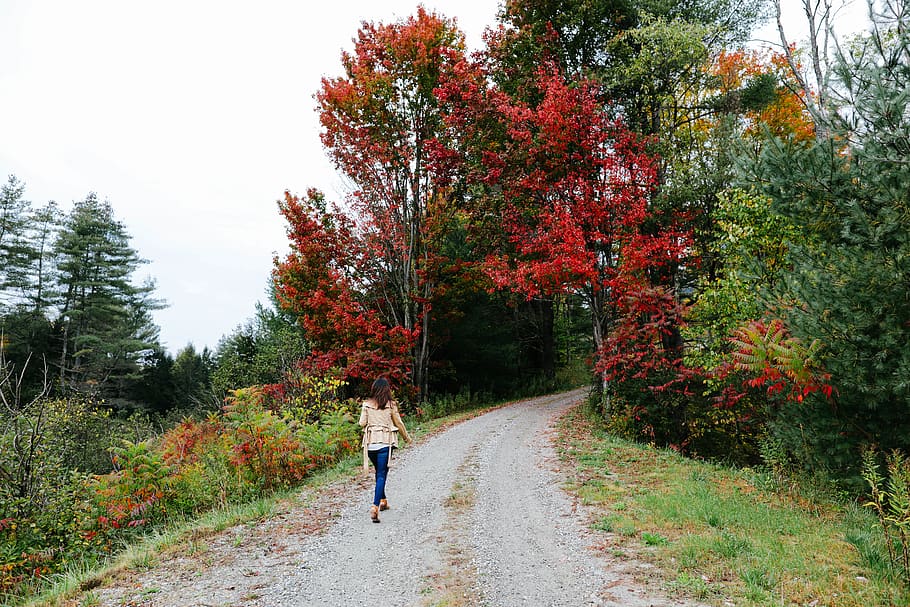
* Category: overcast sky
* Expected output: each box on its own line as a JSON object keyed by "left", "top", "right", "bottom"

{"left": 0, "top": 1, "right": 868, "bottom": 355}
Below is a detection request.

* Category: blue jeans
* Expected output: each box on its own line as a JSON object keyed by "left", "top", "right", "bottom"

{"left": 367, "top": 446, "right": 392, "bottom": 507}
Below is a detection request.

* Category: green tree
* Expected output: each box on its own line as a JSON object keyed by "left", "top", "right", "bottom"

{"left": 0, "top": 180, "right": 59, "bottom": 313}
{"left": 0, "top": 175, "right": 34, "bottom": 308}
{"left": 22, "top": 201, "right": 60, "bottom": 315}
{"left": 684, "top": 189, "right": 801, "bottom": 371}
{"left": 172, "top": 343, "right": 214, "bottom": 408}
{"left": 130, "top": 348, "right": 177, "bottom": 414}
{"left": 212, "top": 302, "right": 309, "bottom": 397}
{"left": 493, "top": 0, "right": 764, "bottom": 90}
{"left": 746, "top": 1, "right": 910, "bottom": 477}
{"left": 54, "top": 194, "right": 163, "bottom": 400}
{"left": 0, "top": 177, "right": 61, "bottom": 397}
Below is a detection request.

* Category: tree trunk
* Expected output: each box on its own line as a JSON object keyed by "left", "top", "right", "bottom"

{"left": 589, "top": 290, "right": 611, "bottom": 413}
{"left": 536, "top": 298, "right": 555, "bottom": 380}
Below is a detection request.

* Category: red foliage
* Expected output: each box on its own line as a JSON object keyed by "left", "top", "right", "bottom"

{"left": 443, "top": 63, "right": 686, "bottom": 296}
{"left": 716, "top": 318, "right": 836, "bottom": 406}
{"left": 437, "top": 61, "right": 690, "bottom": 378}
{"left": 160, "top": 417, "right": 222, "bottom": 466}
{"left": 293, "top": 9, "right": 468, "bottom": 394}
{"left": 595, "top": 286, "right": 696, "bottom": 392}
{"left": 273, "top": 190, "right": 415, "bottom": 384}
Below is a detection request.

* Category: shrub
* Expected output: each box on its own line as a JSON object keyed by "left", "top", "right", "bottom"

{"left": 2, "top": 371, "right": 360, "bottom": 602}
{"left": 863, "top": 449, "right": 910, "bottom": 587}
{"left": 92, "top": 440, "right": 172, "bottom": 532}
{"left": 262, "top": 366, "right": 351, "bottom": 423}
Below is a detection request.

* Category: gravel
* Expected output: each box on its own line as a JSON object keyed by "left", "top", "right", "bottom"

{"left": 95, "top": 390, "right": 706, "bottom": 607}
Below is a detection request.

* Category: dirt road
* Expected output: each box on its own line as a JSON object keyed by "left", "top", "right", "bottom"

{"left": 96, "top": 390, "right": 701, "bottom": 607}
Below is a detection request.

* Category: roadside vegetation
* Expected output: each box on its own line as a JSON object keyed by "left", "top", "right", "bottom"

{"left": 559, "top": 404, "right": 910, "bottom": 607}
{"left": 17, "top": 391, "right": 506, "bottom": 607}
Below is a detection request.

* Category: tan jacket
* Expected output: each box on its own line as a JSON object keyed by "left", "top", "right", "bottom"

{"left": 358, "top": 400, "right": 412, "bottom": 470}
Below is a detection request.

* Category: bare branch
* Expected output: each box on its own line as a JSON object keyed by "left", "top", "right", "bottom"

{"left": 774, "top": 0, "right": 837, "bottom": 140}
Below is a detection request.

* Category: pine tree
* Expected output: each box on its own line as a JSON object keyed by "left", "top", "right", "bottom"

{"left": 748, "top": 1, "right": 910, "bottom": 477}
{"left": 0, "top": 179, "right": 61, "bottom": 397}
{"left": 54, "top": 194, "right": 163, "bottom": 399}
{"left": 0, "top": 175, "right": 34, "bottom": 308}
{"left": 22, "top": 202, "right": 60, "bottom": 315}
{"left": 172, "top": 343, "right": 214, "bottom": 408}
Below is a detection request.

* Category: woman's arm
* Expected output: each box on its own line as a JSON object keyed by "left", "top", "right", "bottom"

{"left": 358, "top": 402, "right": 368, "bottom": 428}
{"left": 391, "top": 404, "right": 412, "bottom": 443}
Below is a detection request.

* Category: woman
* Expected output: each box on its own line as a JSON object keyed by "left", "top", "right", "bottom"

{"left": 358, "top": 377, "right": 412, "bottom": 523}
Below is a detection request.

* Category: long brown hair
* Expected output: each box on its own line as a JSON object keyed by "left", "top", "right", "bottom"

{"left": 370, "top": 377, "right": 392, "bottom": 410}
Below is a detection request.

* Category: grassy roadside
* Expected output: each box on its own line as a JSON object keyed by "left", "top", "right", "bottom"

{"left": 556, "top": 405, "right": 908, "bottom": 607}
{"left": 23, "top": 400, "right": 504, "bottom": 607}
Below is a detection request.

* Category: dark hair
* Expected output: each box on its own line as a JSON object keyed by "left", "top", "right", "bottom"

{"left": 370, "top": 377, "right": 392, "bottom": 410}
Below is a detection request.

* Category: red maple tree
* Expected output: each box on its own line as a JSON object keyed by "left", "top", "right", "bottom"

{"left": 315, "top": 7, "right": 465, "bottom": 397}
{"left": 438, "top": 63, "right": 689, "bottom": 385}
{"left": 272, "top": 190, "right": 414, "bottom": 385}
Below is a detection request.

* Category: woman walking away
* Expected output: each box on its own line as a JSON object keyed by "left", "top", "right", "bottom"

{"left": 359, "top": 377, "right": 412, "bottom": 523}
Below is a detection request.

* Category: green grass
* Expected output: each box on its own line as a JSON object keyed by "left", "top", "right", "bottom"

{"left": 558, "top": 407, "right": 909, "bottom": 607}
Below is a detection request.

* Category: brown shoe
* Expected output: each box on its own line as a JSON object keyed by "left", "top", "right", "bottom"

{"left": 370, "top": 505, "right": 380, "bottom": 523}
{"left": 379, "top": 499, "right": 389, "bottom": 511}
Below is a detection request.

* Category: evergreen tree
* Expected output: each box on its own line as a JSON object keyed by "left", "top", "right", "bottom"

{"left": 0, "top": 175, "right": 34, "bottom": 308}
{"left": 747, "top": 1, "right": 910, "bottom": 477}
{"left": 172, "top": 343, "right": 214, "bottom": 408}
{"left": 211, "top": 302, "right": 308, "bottom": 397}
{"left": 130, "top": 348, "right": 177, "bottom": 414}
{"left": 22, "top": 201, "right": 60, "bottom": 315}
{"left": 54, "top": 194, "right": 163, "bottom": 400}
{"left": 0, "top": 178, "right": 61, "bottom": 397}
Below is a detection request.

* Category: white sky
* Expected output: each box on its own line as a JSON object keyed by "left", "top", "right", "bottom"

{"left": 0, "top": 1, "right": 870, "bottom": 355}
{"left": 0, "top": 1, "right": 501, "bottom": 354}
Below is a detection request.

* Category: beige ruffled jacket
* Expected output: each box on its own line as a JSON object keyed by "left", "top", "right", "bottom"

{"left": 358, "top": 399, "right": 412, "bottom": 470}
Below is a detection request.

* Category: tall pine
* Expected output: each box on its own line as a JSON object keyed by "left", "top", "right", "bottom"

{"left": 54, "top": 194, "right": 162, "bottom": 400}
{"left": 0, "top": 176, "right": 34, "bottom": 308}
{"left": 748, "top": 1, "right": 910, "bottom": 477}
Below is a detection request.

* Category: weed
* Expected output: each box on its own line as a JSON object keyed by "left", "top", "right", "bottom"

{"left": 642, "top": 532, "right": 669, "bottom": 546}
{"left": 669, "top": 572, "right": 713, "bottom": 599}
{"left": 862, "top": 449, "right": 910, "bottom": 586}
{"left": 710, "top": 531, "right": 752, "bottom": 558}
{"left": 185, "top": 540, "right": 208, "bottom": 556}
{"left": 592, "top": 517, "right": 613, "bottom": 532}
{"left": 79, "top": 592, "right": 100, "bottom": 607}
{"left": 593, "top": 514, "right": 636, "bottom": 536}
{"left": 132, "top": 552, "right": 158, "bottom": 571}
{"left": 844, "top": 528, "right": 893, "bottom": 581}
{"left": 741, "top": 564, "right": 776, "bottom": 593}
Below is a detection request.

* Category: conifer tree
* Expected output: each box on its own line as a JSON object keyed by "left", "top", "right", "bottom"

{"left": 748, "top": 1, "right": 910, "bottom": 475}
{"left": 0, "top": 176, "right": 34, "bottom": 308}
{"left": 54, "top": 194, "right": 162, "bottom": 399}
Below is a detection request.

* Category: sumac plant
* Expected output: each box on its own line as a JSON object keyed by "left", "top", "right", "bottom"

{"left": 727, "top": 318, "right": 834, "bottom": 404}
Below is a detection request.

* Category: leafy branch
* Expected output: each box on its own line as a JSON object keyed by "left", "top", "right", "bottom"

{"left": 729, "top": 318, "right": 834, "bottom": 402}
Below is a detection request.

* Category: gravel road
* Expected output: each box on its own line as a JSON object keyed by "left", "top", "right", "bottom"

{"left": 96, "top": 390, "right": 703, "bottom": 607}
